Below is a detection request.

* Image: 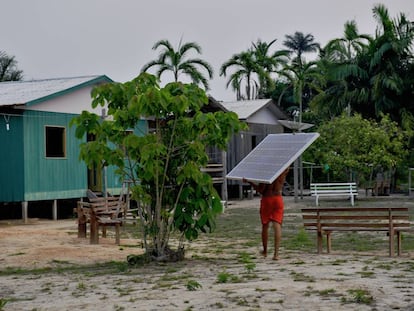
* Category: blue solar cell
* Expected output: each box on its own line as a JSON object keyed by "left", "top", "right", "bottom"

{"left": 226, "top": 132, "right": 319, "bottom": 184}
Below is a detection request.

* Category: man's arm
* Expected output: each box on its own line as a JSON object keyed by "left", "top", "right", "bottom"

{"left": 243, "top": 178, "right": 265, "bottom": 194}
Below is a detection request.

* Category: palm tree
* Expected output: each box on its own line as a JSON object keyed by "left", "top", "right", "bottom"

{"left": 313, "top": 21, "right": 372, "bottom": 117}
{"left": 221, "top": 39, "right": 289, "bottom": 100}
{"left": 279, "top": 61, "right": 322, "bottom": 125}
{"left": 0, "top": 51, "right": 23, "bottom": 81}
{"left": 368, "top": 4, "right": 414, "bottom": 120}
{"left": 220, "top": 50, "right": 259, "bottom": 100}
{"left": 324, "top": 20, "right": 372, "bottom": 62}
{"left": 141, "top": 39, "right": 213, "bottom": 90}
{"left": 252, "top": 39, "right": 289, "bottom": 97}
{"left": 283, "top": 32, "right": 320, "bottom": 66}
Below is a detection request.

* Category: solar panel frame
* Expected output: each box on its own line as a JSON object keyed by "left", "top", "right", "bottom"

{"left": 226, "top": 132, "right": 320, "bottom": 184}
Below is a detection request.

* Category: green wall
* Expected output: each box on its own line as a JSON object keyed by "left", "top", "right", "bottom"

{"left": 0, "top": 112, "right": 24, "bottom": 202}
{"left": 0, "top": 110, "right": 148, "bottom": 202}
{"left": 23, "top": 110, "right": 87, "bottom": 201}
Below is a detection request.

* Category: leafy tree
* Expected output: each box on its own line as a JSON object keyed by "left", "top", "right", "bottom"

{"left": 0, "top": 51, "right": 23, "bottom": 81}
{"left": 71, "top": 73, "right": 244, "bottom": 261}
{"left": 141, "top": 39, "right": 214, "bottom": 90}
{"left": 306, "top": 113, "right": 408, "bottom": 183}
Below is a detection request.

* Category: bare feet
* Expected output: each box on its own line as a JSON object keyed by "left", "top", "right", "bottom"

{"left": 272, "top": 254, "right": 279, "bottom": 260}
{"left": 260, "top": 250, "right": 267, "bottom": 258}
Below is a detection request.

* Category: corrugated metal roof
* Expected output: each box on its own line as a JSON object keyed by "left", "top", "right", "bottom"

{"left": 220, "top": 99, "right": 272, "bottom": 119}
{"left": 0, "top": 75, "right": 112, "bottom": 107}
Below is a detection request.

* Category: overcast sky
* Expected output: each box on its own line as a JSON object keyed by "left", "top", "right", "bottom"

{"left": 2, "top": 0, "right": 413, "bottom": 101}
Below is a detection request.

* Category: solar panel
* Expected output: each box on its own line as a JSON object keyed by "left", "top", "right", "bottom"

{"left": 226, "top": 132, "right": 319, "bottom": 184}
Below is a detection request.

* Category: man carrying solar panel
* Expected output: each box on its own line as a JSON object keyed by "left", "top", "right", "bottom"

{"left": 243, "top": 167, "right": 290, "bottom": 260}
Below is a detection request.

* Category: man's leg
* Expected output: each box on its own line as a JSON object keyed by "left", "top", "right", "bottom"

{"left": 261, "top": 223, "right": 269, "bottom": 257}
{"left": 272, "top": 221, "right": 282, "bottom": 260}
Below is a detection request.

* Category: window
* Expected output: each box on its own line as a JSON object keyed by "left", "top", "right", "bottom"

{"left": 45, "top": 126, "right": 66, "bottom": 158}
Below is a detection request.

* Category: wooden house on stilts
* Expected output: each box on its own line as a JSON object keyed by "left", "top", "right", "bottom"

{"left": 0, "top": 76, "right": 147, "bottom": 221}
{"left": 220, "top": 99, "right": 290, "bottom": 199}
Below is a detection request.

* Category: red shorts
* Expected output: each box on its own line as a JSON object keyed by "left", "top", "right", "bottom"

{"left": 260, "top": 195, "right": 284, "bottom": 225}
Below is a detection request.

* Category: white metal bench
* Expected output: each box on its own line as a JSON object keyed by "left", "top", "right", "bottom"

{"left": 310, "top": 182, "right": 358, "bottom": 206}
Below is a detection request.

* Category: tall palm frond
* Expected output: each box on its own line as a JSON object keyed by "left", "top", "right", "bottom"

{"left": 141, "top": 39, "right": 213, "bottom": 90}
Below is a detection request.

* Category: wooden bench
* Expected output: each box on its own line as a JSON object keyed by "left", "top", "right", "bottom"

{"left": 310, "top": 182, "right": 358, "bottom": 206}
{"left": 301, "top": 207, "right": 412, "bottom": 257}
{"left": 76, "top": 196, "right": 124, "bottom": 245}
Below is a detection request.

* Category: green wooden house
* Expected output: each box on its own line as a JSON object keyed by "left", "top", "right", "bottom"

{"left": 0, "top": 76, "right": 147, "bottom": 221}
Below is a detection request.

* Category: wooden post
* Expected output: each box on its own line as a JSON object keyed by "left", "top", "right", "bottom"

{"left": 222, "top": 150, "right": 228, "bottom": 205}
{"left": 316, "top": 210, "right": 323, "bottom": 254}
{"left": 22, "top": 201, "right": 28, "bottom": 224}
{"left": 389, "top": 208, "right": 394, "bottom": 257}
{"left": 397, "top": 231, "right": 402, "bottom": 256}
{"left": 52, "top": 200, "right": 58, "bottom": 220}
{"left": 326, "top": 232, "right": 332, "bottom": 253}
{"left": 90, "top": 208, "right": 99, "bottom": 244}
{"left": 77, "top": 202, "right": 87, "bottom": 238}
{"left": 115, "top": 223, "right": 120, "bottom": 245}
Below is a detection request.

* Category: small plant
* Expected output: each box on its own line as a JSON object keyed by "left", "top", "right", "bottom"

{"left": 238, "top": 252, "right": 256, "bottom": 273}
{"left": 0, "top": 298, "right": 8, "bottom": 310}
{"left": 186, "top": 280, "right": 202, "bottom": 291}
{"left": 244, "top": 262, "right": 256, "bottom": 274}
{"left": 290, "top": 271, "right": 315, "bottom": 282}
{"left": 217, "top": 271, "right": 230, "bottom": 283}
{"left": 344, "top": 289, "right": 374, "bottom": 304}
{"left": 217, "top": 270, "right": 242, "bottom": 283}
{"left": 318, "top": 288, "right": 336, "bottom": 296}
{"left": 77, "top": 282, "right": 86, "bottom": 290}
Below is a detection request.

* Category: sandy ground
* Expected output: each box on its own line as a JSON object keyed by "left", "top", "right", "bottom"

{"left": 0, "top": 197, "right": 413, "bottom": 311}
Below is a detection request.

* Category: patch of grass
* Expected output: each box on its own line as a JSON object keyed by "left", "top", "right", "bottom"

{"left": 237, "top": 252, "right": 256, "bottom": 273}
{"left": 77, "top": 281, "right": 86, "bottom": 291}
{"left": 8, "top": 252, "right": 26, "bottom": 257}
{"left": 329, "top": 259, "right": 348, "bottom": 266}
{"left": 343, "top": 288, "right": 374, "bottom": 305}
{"left": 0, "top": 260, "right": 132, "bottom": 277}
{"left": 304, "top": 287, "right": 337, "bottom": 297}
{"left": 0, "top": 298, "right": 8, "bottom": 311}
{"left": 216, "top": 271, "right": 241, "bottom": 283}
{"left": 290, "top": 271, "right": 315, "bottom": 282}
{"left": 284, "top": 228, "right": 314, "bottom": 251}
{"left": 186, "top": 280, "right": 202, "bottom": 291}
{"left": 357, "top": 266, "right": 376, "bottom": 278}
{"left": 375, "top": 263, "right": 392, "bottom": 270}
{"left": 115, "top": 286, "right": 133, "bottom": 296}
{"left": 318, "top": 288, "right": 336, "bottom": 296}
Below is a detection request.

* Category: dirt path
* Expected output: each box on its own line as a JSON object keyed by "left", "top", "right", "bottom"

{"left": 0, "top": 198, "right": 413, "bottom": 310}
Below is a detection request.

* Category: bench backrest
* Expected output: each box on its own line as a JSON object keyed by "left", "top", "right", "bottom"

{"left": 310, "top": 182, "right": 358, "bottom": 195}
{"left": 77, "top": 196, "right": 125, "bottom": 221}
{"left": 301, "top": 207, "right": 410, "bottom": 230}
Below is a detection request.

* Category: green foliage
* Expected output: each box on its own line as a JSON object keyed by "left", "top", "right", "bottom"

{"left": 306, "top": 113, "right": 408, "bottom": 182}
{"left": 344, "top": 289, "right": 374, "bottom": 304}
{"left": 0, "top": 51, "right": 23, "bottom": 81}
{"left": 71, "top": 73, "right": 245, "bottom": 259}
{"left": 237, "top": 252, "right": 256, "bottom": 273}
{"left": 0, "top": 298, "right": 8, "bottom": 310}
{"left": 186, "top": 280, "right": 202, "bottom": 291}
{"left": 141, "top": 39, "right": 214, "bottom": 90}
